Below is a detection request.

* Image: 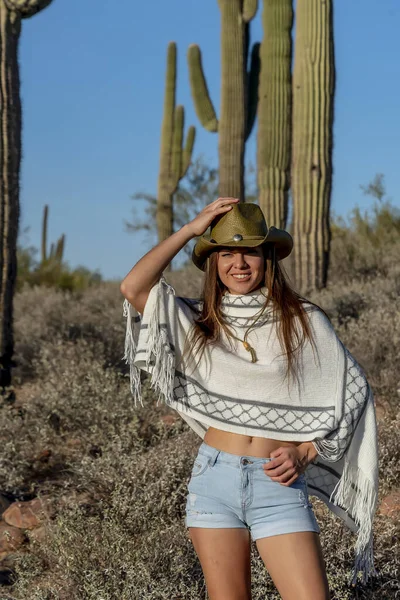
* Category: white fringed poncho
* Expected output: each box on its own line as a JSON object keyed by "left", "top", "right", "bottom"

{"left": 122, "top": 277, "right": 379, "bottom": 586}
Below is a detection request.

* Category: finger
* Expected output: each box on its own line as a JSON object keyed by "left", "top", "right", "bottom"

{"left": 216, "top": 196, "right": 239, "bottom": 202}
{"left": 272, "top": 470, "right": 297, "bottom": 485}
{"left": 265, "top": 464, "right": 295, "bottom": 479}
{"left": 263, "top": 464, "right": 286, "bottom": 478}
{"left": 218, "top": 198, "right": 239, "bottom": 208}
{"left": 287, "top": 471, "right": 305, "bottom": 485}
{"left": 203, "top": 200, "right": 233, "bottom": 213}
{"left": 214, "top": 204, "right": 234, "bottom": 213}
{"left": 209, "top": 197, "right": 239, "bottom": 208}
{"left": 263, "top": 458, "right": 286, "bottom": 472}
{"left": 279, "top": 474, "right": 297, "bottom": 486}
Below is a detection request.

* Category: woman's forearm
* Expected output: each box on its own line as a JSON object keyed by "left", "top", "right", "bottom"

{"left": 120, "top": 224, "right": 196, "bottom": 311}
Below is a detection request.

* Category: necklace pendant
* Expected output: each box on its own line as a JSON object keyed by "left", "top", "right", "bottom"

{"left": 242, "top": 341, "right": 258, "bottom": 363}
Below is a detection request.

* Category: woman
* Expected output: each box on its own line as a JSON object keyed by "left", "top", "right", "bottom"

{"left": 120, "top": 198, "right": 379, "bottom": 600}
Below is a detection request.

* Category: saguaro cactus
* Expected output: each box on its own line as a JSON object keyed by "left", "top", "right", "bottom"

{"left": 187, "top": 0, "right": 260, "bottom": 200}
{"left": 257, "top": 0, "right": 293, "bottom": 229}
{"left": 41, "top": 204, "right": 65, "bottom": 266}
{"left": 156, "top": 42, "right": 196, "bottom": 244}
{"left": 0, "top": 0, "right": 53, "bottom": 392}
{"left": 291, "top": 0, "right": 335, "bottom": 292}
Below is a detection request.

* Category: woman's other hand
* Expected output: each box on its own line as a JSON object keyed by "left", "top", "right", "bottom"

{"left": 262, "top": 445, "right": 311, "bottom": 486}
{"left": 186, "top": 197, "right": 240, "bottom": 237}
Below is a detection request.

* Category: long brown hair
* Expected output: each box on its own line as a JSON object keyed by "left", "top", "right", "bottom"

{"left": 182, "top": 244, "right": 328, "bottom": 382}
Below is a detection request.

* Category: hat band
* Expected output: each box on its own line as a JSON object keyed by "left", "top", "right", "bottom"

{"left": 213, "top": 235, "right": 266, "bottom": 245}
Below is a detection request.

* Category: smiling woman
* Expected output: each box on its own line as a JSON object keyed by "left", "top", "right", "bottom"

{"left": 217, "top": 246, "right": 265, "bottom": 293}
{"left": 120, "top": 197, "right": 379, "bottom": 598}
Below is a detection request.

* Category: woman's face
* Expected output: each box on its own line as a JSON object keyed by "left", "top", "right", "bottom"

{"left": 217, "top": 246, "right": 265, "bottom": 295}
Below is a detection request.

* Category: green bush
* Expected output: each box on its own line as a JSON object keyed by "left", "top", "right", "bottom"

{"left": 16, "top": 242, "right": 102, "bottom": 293}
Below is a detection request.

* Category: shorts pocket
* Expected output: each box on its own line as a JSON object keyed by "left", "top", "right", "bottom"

{"left": 191, "top": 454, "right": 210, "bottom": 478}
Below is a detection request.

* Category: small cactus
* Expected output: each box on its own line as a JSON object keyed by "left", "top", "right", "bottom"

{"left": 41, "top": 204, "right": 65, "bottom": 266}
{"left": 187, "top": 0, "right": 260, "bottom": 200}
{"left": 291, "top": 0, "right": 335, "bottom": 292}
{"left": 156, "top": 42, "right": 195, "bottom": 243}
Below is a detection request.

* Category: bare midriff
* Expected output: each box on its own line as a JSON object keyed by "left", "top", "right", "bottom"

{"left": 204, "top": 426, "right": 302, "bottom": 459}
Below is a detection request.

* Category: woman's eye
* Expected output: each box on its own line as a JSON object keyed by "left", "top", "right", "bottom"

{"left": 221, "top": 253, "right": 232, "bottom": 257}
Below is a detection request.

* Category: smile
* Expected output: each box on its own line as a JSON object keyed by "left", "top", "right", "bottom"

{"left": 231, "top": 274, "right": 251, "bottom": 280}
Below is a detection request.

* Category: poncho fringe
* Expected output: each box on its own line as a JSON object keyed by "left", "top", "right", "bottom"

{"left": 122, "top": 276, "right": 379, "bottom": 587}
{"left": 123, "top": 277, "right": 175, "bottom": 407}
{"left": 313, "top": 425, "right": 379, "bottom": 585}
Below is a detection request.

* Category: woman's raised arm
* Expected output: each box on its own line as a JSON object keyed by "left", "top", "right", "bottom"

{"left": 120, "top": 197, "right": 239, "bottom": 313}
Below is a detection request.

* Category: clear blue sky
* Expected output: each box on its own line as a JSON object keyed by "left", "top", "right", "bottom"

{"left": 19, "top": 0, "right": 400, "bottom": 281}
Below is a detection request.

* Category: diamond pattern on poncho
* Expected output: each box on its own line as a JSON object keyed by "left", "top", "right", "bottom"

{"left": 173, "top": 371, "right": 335, "bottom": 433}
{"left": 314, "top": 346, "right": 370, "bottom": 461}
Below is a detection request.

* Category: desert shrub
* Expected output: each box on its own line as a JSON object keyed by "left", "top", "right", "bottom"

{"left": 0, "top": 339, "right": 185, "bottom": 499}
{"left": 310, "top": 267, "right": 400, "bottom": 409}
{"left": 329, "top": 199, "right": 400, "bottom": 284}
{"left": 13, "top": 282, "right": 128, "bottom": 383}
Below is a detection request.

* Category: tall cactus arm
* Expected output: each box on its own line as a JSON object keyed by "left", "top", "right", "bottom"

{"left": 156, "top": 42, "right": 196, "bottom": 246}
{"left": 217, "top": 0, "right": 248, "bottom": 199}
{"left": 4, "top": 0, "right": 53, "bottom": 18}
{"left": 158, "top": 42, "right": 176, "bottom": 197}
{"left": 187, "top": 44, "right": 218, "bottom": 132}
{"left": 257, "top": 0, "right": 293, "bottom": 229}
{"left": 181, "top": 125, "right": 195, "bottom": 178}
{"left": 246, "top": 42, "right": 260, "bottom": 140}
{"left": 41, "top": 204, "right": 48, "bottom": 262}
{"left": 171, "top": 105, "right": 184, "bottom": 187}
{"left": 242, "top": 0, "right": 258, "bottom": 22}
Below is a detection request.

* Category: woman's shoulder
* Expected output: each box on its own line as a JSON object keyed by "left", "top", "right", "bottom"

{"left": 299, "top": 299, "right": 338, "bottom": 339}
{"left": 300, "top": 299, "right": 322, "bottom": 315}
{"left": 298, "top": 299, "right": 333, "bottom": 327}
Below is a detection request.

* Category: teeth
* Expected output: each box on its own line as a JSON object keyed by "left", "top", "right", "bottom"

{"left": 232, "top": 274, "right": 250, "bottom": 279}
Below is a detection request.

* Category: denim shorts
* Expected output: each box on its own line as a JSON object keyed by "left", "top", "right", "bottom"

{"left": 185, "top": 441, "right": 320, "bottom": 541}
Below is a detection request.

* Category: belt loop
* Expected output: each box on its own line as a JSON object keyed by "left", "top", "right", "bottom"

{"left": 209, "top": 447, "right": 220, "bottom": 468}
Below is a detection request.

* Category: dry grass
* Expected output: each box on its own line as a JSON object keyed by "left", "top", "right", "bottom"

{"left": 0, "top": 234, "right": 399, "bottom": 599}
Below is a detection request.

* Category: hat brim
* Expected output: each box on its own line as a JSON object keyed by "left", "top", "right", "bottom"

{"left": 192, "top": 227, "right": 293, "bottom": 272}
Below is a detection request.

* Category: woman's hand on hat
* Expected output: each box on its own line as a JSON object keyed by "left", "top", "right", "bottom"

{"left": 186, "top": 197, "right": 240, "bottom": 237}
{"left": 262, "top": 446, "right": 309, "bottom": 485}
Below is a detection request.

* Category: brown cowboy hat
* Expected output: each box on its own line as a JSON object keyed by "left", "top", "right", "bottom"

{"left": 192, "top": 202, "right": 293, "bottom": 272}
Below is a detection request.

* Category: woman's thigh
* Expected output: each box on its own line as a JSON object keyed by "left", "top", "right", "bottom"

{"left": 256, "top": 531, "right": 330, "bottom": 600}
{"left": 188, "top": 527, "right": 252, "bottom": 600}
